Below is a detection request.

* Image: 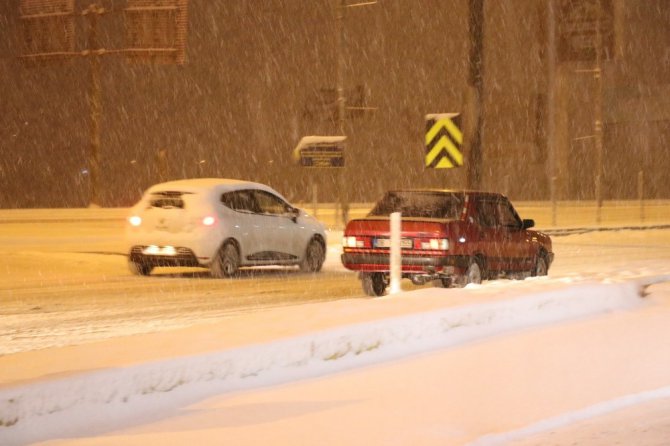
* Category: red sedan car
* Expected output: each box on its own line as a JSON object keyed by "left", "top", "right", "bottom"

{"left": 341, "top": 190, "right": 554, "bottom": 296}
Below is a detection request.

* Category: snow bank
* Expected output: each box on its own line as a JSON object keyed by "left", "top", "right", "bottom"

{"left": 0, "top": 278, "right": 655, "bottom": 445}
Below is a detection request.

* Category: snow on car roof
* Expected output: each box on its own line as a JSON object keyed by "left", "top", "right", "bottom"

{"left": 386, "top": 189, "right": 503, "bottom": 197}
{"left": 145, "top": 178, "right": 279, "bottom": 195}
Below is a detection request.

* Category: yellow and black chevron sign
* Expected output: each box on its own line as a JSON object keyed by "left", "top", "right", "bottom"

{"left": 425, "top": 113, "right": 463, "bottom": 169}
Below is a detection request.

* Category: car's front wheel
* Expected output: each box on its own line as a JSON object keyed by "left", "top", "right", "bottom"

{"left": 434, "top": 277, "right": 453, "bottom": 288}
{"left": 211, "top": 243, "right": 240, "bottom": 278}
{"left": 532, "top": 254, "right": 548, "bottom": 277}
{"left": 300, "top": 238, "right": 325, "bottom": 273}
{"left": 361, "top": 272, "right": 387, "bottom": 297}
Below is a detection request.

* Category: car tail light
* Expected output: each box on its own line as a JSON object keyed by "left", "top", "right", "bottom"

{"left": 342, "top": 236, "right": 370, "bottom": 248}
{"left": 202, "top": 216, "right": 216, "bottom": 226}
{"left": 128, "top": 215, "right": 142, "bottom": 227}
{"left": 416, "top": 238, "right": 449, "bottom": 250}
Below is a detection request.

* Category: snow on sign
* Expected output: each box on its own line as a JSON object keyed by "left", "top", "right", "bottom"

{"left": 293, "top": 135, "right": 345, "bottom": 168}
{"left": 425, "top": 113, "right": 463, "bottom": 169}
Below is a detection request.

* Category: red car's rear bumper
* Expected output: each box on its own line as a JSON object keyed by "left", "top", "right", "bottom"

{"left": 341, "top": 252, "right": 470, "bottom": 273}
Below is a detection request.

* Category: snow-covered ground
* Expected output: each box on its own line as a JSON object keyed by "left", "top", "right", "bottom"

{"left": 1, "top": 207, "right": 670, "bottom": 445}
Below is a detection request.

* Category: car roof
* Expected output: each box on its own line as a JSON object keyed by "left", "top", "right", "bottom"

{"left": 384, "top": 189, "right": 502, "bottom": 198}
{"left": 145, "top": 178, "right": 282, "bottom": 196}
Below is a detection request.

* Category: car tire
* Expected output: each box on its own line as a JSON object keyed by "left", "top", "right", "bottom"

{"left": 455, "top": 258, "right": 483, "bottom": 287}
{"left": 433, "top": 278, "right": 452, "bottom": 288}
{"left": 361, "top": 272, "right": 387, "bottom": 297}
{"left": 299, "top": 238, "right": 325, "bottom": 273}
{"left": 466, "top": 259, "right": 483, "bottom": 284}
{"left": 128, "top": 256, "right": 153, "bottom": 276}
{"left": 532, "top": 254, "right": 548, "bottom": 277}
{"left": 211, "top": 243, "right": 240, "bottom": 278}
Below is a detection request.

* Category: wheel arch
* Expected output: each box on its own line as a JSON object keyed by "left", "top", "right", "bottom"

{"left": 532, "top": 247, "right": 550, "bottom": 276}
{"left": 471, "top": 252, "right": 487, "bottom": 275}
{"left": 216, "top": 237, "right": 242, "bottom": 264}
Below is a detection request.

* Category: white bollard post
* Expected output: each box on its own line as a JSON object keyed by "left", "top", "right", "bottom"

{"left": 389, "top": 211, "right": 402, "bottom": 295}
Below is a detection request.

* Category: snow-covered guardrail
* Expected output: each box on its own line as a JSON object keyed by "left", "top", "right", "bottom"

{"left": 544, "top": 224, "right": 670, "bottom": 236}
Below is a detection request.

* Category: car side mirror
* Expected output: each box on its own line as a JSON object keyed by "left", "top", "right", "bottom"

{"left": 290, "top": 207, "right": 301, "bottom": 222}
{"left": 522, "top": 219, "right": 535, "bottom": 229}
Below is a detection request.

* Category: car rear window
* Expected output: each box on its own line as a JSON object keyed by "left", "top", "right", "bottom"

{"left": 368, "top": 191, "right": 464, "bottom": 219}
{"left": 148, "top": 191, "right": 191, "bottom": 209}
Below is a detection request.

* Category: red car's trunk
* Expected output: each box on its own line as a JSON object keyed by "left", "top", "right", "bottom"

{"left": 344, "top": 217, "right": 453, "bottom": 238}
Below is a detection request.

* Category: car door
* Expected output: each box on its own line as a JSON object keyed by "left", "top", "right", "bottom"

{"left": 251, "top": 190, "right": 300, "bottom": 260}
{"left": 494, "top": 198, "right": 532, "bottom": 271}
{"left": 473, "top": 197, "right": 505, "bottom": 272}
{"left": 220, "top": 190, "right": 266, "bottom": 261}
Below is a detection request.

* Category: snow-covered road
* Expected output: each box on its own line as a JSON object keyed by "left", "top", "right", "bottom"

{"left": 3, "top": 224, "right": 670, "bottom": 356}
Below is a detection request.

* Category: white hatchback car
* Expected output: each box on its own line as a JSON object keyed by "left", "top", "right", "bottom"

{"left": 125, "top": 178, "right": 327, "bottom": 277}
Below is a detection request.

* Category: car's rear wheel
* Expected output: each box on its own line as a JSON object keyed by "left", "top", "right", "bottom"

{"left": 466, "top": 259, "right": 483, "bottom": 284}
{"left": 211, "top": 243, "right": 240, "bottom": 278}
{"left": 300, "top": 238, "right": 325, "bottom": 273}
{"left": 128, "top": 256, "right": 153, "bottom": 276}
{"left": 455, "top": 258, "right": 483, "bottom": 287}
{"left": 361, "top": 272, "right": 387, "bottom": 297}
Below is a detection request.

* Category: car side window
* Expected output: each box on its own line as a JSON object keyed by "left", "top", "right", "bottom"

{"left": 253, "top": 190, "right": 291, "bottom": 216}
{"left": 475, "top": 199, "right": 498, "bottom": 228}
{"left": 221, "top": 190, "right": 260, "bottom": 213}
{"left": 496, "top": 199, "right": 521, "bottom": 229}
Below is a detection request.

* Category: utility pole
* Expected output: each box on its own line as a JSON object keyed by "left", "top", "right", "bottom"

{"left": 467, "top": 0, "right": 484, "bottom": 190}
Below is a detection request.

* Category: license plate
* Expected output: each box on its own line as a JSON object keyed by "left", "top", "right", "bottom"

{"left": 374, "top": 238, "right": 413, "bottom": 249}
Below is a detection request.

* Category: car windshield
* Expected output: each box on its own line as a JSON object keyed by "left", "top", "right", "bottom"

{"left": 368, "top": 191, "right": 464, "bottom": 219}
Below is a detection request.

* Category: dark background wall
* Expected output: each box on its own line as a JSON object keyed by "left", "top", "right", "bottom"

{"left": 1, "top": 0, "right": 668, "bottom": 208}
